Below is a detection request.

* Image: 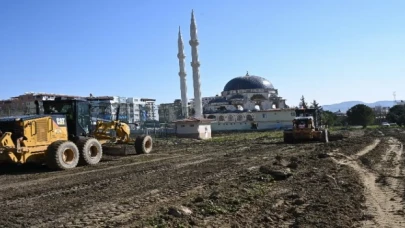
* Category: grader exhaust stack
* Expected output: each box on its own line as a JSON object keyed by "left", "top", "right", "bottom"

{"left": 34, "top": 100, "right": 40, "bottom": 115}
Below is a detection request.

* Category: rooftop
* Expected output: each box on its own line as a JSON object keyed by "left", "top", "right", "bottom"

{"left": 173, "top": 117, "right": 213, "bottom": 124}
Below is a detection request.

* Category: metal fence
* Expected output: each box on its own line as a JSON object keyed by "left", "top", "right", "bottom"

{"left": 130, "top": 127, "right": 177, "bottom": 139}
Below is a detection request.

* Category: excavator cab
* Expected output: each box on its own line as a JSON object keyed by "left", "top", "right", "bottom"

{"left": 42, "top": 97, "right": 91, "bottom": 141}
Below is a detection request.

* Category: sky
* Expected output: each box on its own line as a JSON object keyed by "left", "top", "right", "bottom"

{"left": 1, "top": 0, "right": 404, "bottom": 107}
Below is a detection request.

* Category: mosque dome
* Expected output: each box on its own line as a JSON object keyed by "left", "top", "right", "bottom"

{"left": 223, "top": 72, "right": 274, "bottom": 92}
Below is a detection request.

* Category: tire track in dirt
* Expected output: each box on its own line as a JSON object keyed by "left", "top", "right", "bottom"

{"left": 0, "top": 156, "right": 221, "bottom": 227}
{"left": 3, "top": 155, "right": 212, "bottom": 206}
{"left": 68, "top": 145, "right": 314, "bottom": 228}
{"left": 0, "top": 144, "right": 234, "bottom": 191}
{"left": 0, "top": 154, "right": 188, "bottom": 191}
{"left": 23, "top": 144, "right": 293, "bottom": 227}
{"left": 355, "top": 139, "right": 381, "bottom": 158}
{"left": 34, "top": 157, "right": 251, "bottom": 227}
{"left": 0, "top": 146, "right": 201, "bottom": 184}
{"left": 330, "top": 138, "right": 405, "bottom": 228}
{"left": 0, "top": 143, "right": 289, "bottom": 227}
{"left": 382, "top": 137, "right": 403, "bottom": 191}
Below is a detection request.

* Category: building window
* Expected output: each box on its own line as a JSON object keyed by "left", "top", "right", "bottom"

{"left": 190, "top": 124, "right": 194, "bottom": 127}
{"left": 237, "top": 115, "right": 243, "bottom": 121}
{"left": 181, "top": 125, "right": 185, "bottom": 127}
{"left": 228, "top": 115, "right": 234, "bottom": 121}
{"left": 262, "top": 114, "right": 266, "bottom": 118}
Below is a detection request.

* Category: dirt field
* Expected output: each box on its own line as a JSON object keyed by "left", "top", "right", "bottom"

{"left": 1, "top": 128, "right": 405, "bottom": 228}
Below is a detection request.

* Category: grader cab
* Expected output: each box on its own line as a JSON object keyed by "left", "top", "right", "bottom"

{"left": 283, "top": 108, "right": 329, "bottom": 143}
{"left": 0, "top": 97, "right": 153, "bottom": 170}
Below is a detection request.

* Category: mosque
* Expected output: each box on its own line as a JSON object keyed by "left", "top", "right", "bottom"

{"left": 204, "top": 71, "right": 288, "bottom": 113}
{"left": 158, "top": 10, "right": 297, "bottom": 132}
{"left": 201, "top": 71, "right": 296, "bottom": 131}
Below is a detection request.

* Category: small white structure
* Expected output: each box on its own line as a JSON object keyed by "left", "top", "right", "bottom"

{"left": 174, "top": 117, "right": 213, "bottom": 140}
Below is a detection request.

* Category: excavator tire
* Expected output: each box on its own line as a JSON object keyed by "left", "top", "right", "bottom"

{"left": 46, "top": 140, "right": 80, "bottom": 170}
{"left": 135, "top": 135, "right": 153, "bottom": 154}
{"left": 77, "top": 137, "right": 103, "bottom": 166}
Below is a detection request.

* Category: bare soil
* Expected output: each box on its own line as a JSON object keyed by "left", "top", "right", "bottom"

{"left": 0, "top": 128, "right": 405, "bottom": 227}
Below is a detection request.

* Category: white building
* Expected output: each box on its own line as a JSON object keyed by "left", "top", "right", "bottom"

{"left": 158, "top": 99, "right": 183, "bottom": 123}
{"left": 159, "top": 70, "right": 295, "bottom": 131}
{"left": 203, "top": 71, "right": 287, "bottom": 113}
{"left": 88, "top": 96, "right": 156, "bottom": 125}
{"left": 159, "top": 70, "right": 294, "bottom": 131}
{"left": 0, "top": 92, "right": 81, "bottom": 117}
{"left": 173, "top": 117, "right": 213, "bottom": 140}
{"left": 158, "top": 9, "right": 295, "bottom": 132}
{"left": 208, "top": 109, "right": 296, "bottom": 131}
{"left": 201, "top": 96, "right": 218, "bottom": 106}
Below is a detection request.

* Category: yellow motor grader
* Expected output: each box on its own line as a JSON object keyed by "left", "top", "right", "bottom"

{"left": 0, "top": 97, "right": 153, "bottom": 170}
{"left": 283, "top": 108, "right": 329, "bottom": 143}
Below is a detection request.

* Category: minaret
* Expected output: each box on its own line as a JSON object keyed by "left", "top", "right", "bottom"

{"left": 189, "top": 9, "right": 203, "bottom": 118}
{"left": 177, "top": 26, "right": 188, "bottom": 118}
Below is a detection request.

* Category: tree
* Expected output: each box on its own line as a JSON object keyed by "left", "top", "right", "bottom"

{"left": 399, "top": 115, "right": 405, "bottom": 127}
{"left": 310, "top": 100, "right": 323, "bottom": 111}
{"left": 310, "top": 100, "right": 319, "bottom": 109}
{"left": 299, "top": 95, "right": 308, "bottom": 109}
{"left": 309, "top": 99, "right": 325, "bottom": 126}
{"left": 322, "top": 110, "right": 338, "bottom": 126}
{"left": 386, "top": 105, "right": 405, "bottom": 126}
{"left": 346, "top": 104, "right": 375, "bottom": 128}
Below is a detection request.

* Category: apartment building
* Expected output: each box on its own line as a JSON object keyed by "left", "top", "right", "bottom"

{"left": 0, "top": 92, "right": 80, "bottom": 117}
{"left": 0, "top": 93, "right": 157, "bottom": 125}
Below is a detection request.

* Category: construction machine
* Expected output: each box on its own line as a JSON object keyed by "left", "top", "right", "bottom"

{"left": 0, "top": 97, "right": 153, "bottom": 170}
{"left": 283, "top": 108, "right": 329, "bottom": 143}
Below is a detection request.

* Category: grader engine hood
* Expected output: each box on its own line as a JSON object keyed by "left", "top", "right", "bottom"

{"left": 0, "top": 114, "right": 68, "bottom": 149}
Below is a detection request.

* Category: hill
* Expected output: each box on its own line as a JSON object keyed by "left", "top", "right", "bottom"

{"left": 322, "top": 100, "right": 398, "bottom": 112}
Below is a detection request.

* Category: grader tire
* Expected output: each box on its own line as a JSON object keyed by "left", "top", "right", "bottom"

{"left": 77, "top": 138, "right": 103, "bottom": 166}
{"left": 46, "top": 140, "right": 80, "bottom": 170}
{"left": 135, "top": 135, "right": 153, "bottom": 154}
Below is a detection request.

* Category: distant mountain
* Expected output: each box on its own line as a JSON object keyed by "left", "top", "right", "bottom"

{"left": 322, "top": 100, "right": 399, "bottom": 113}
